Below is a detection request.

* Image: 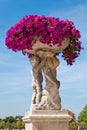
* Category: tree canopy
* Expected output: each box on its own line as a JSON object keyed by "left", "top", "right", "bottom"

{"left": 0, "top": 116, "right": 25, "bottom": 130}
{"left": 78, "top": 104, "right": 87, "bottom": 123}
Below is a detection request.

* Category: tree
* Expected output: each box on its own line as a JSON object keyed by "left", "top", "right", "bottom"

{"left": 16, "top": 119, "right": 25, "bottom": 130}
{"left": 78, "top": 105, "right": 87, "bottom": 129}
{"left": 0, "top": 120, "right": 6, "bottom": 129}
{"left": 6, "top": 121, "right": 13, "bottom": 130}
{"left": 78, "top": 105, "right": 87, "bottom": 123}
{"left": 69, "top": 121, "right": 78, "bottom": 130}
{"left": 0, "top": 116, "right": 24, "bottom": 130}
{"left": 4, "top": 116, "right": 16, "bottom": 123}
{"left": 4, "top": 116, "right": 17, "bottom": 130}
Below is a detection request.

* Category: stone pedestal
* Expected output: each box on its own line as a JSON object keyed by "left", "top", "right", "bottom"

{"left": 23, "top": 110, "right": 72, "bottom": 130}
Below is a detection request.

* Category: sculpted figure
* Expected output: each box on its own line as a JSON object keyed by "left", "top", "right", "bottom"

{"left": 24, "top": 49, "right": 61, "bottom": 110}
{"left": 44, "top": 56, "right": 61, "bottom": 109}
{"left": 33, "top": 50, "right": 61, "bottom": 110}
{"left": 43, "top": 56, "right": 60, "bottom": 88}
{"left": 30, "top": 55, "right": 45, "bottom": 104}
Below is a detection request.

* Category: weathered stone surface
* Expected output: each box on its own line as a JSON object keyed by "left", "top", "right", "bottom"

{"left": 23, "top": 110, "right": 72, "bottom": 130}
{"left": 30, "top": 50, "right": 61, "bottom": 110}
{"left": 23, "top": 46, "right": 73, "bottom": 130}
{"left": 24, "top": 38, "right": 70, "bottom": 54}
{"left": 24, "top": 40, "right": 70, "bottom": 111}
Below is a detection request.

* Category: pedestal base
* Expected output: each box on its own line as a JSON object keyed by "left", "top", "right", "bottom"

{"left": 23, "top": 110, "right": 72, "bottom": 130}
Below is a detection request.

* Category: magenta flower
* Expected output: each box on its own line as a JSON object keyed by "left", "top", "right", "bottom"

{"left": 71, "top": 28, "right": 76, "bottom": 36}
{"left": 5, "top": 14, "right": 83, "bottom": 65}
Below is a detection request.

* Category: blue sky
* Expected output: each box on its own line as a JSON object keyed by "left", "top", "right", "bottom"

{"left": 0, "top": 0, "right": 87, "bottom": 119}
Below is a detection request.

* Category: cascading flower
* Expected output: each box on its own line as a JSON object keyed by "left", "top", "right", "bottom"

{"left": 5, "top": 14, "right": 83, "bottom": 65}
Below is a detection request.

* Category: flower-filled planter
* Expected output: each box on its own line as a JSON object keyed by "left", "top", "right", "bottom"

{"left": 5, "top": 14, "right": 82, "bottom": 65}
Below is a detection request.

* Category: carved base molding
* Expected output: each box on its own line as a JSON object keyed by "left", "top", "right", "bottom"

{"left": 23, "top": 110, "right": 72, "bottom": 130}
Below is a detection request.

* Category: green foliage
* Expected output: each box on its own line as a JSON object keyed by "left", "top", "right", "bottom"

{"left": 4, "top": 116, "right": 16, "bottom": 123}
{"left": 0, "top": 116, "right": 25, "bottom": 130}
{"left": 0, "top": 121, "right": 6, "bottom": 129}
{"left": 6, "top": 121, "right": 13, "bottom": 130}
{"left": 69, "top": 121, "right": 78, "bottom": 130}
{"left": 79, "top": 121, "right": 87, "bottom": 129}
{"left": 16, "top": 119, "right": 25, "bottom": 130}
{"left": 69, "top": 104, "right": 87, "bottom": 130}
{"left": 78, "top": 105, "right": 87, "bottom": 123}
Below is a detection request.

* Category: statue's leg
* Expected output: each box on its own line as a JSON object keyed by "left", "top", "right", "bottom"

{"left": 32, "top": 92, "right": 36, "bottom": 104}
{"left": 36, "top": 85, "right": 42, "bottom": 104}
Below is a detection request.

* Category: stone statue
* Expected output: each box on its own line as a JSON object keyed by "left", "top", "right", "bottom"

{"left": 23, "top": 40, "right": 72, "bottom": 130}
{"left": 30, "top": 50, "right": 61, "bottom": 110}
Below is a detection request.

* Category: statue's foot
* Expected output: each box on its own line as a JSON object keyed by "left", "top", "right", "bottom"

{"left": 32, "top": 103, "right": 61, "bottom": 110}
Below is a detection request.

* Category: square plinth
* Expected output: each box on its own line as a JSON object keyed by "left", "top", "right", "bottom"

{"left": 23, "top": 110, "right": 72, "bottom": 130}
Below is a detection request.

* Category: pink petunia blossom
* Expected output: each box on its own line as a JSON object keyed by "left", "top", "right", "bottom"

{"left": 71, "top": 28, "right": 76, "bottom": 36}
{"left": 5, "top": 14, "right": 82, "bottom": 65}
